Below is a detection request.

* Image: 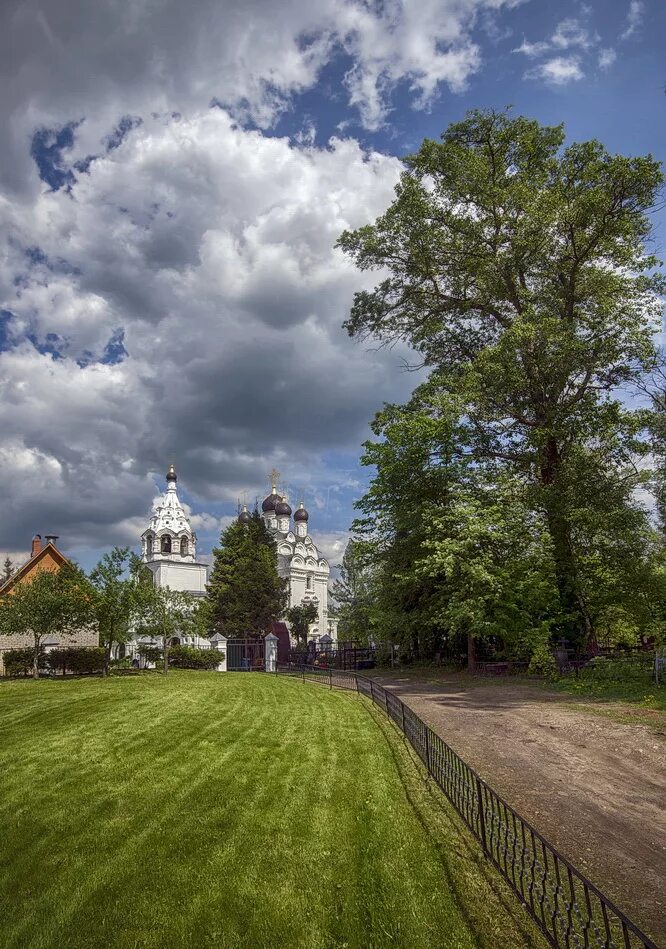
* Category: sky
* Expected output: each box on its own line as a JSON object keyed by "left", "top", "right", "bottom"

{"left": 0, "top": 0, "right": 664, "bottom": 572}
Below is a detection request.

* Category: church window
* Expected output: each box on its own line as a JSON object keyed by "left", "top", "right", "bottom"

{"left": 306, "top": 574, "right": 313, "bottom": 591}
{"left": 161, "top": 535, "right": 172, "bottom": 554}
{"left": 146, "top": 536, "right": 153, "bottom": 557}
{"left": 180, "top": 537, "right": 188, "bottom": 557}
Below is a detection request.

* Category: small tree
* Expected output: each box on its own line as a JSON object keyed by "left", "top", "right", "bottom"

{"left": 2, "top": 556, "right": 14, "bottom": 584}
{"left": 0, "top": 564, "right": 95, "bottom": 678}
{"left": 331, "top": 540, "right": 374, "bottom": 642}
{"left": 285, "top": 602, "right": 319, "bottom": 648}
{"left": 89, "top": 547, "right": 151, "bottom": 676}
{"left": 207, "top": 509, "right": 288, "bottom": 637}
{"left": 135, "top": 586, "right": 195, "bottom": 675}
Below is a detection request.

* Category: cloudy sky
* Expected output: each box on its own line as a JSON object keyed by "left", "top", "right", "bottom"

{"left": 1, "top": 0, "right": 664, "bottom": 570}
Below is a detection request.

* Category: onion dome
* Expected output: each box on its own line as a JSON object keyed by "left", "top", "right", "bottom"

{"left": 294, "top": 502, "right": 309, "bottom": 522}
{"left": 262, "top": 485, "right": 278, "bottom": 512}
{"left": 275, "top": 496, "right": 292, "bottom": 517}
{"left": 238, "top": 505, "right": 252, "bottom": 525}
{"left": 166, "top": 463, "right": 177, "bottom": 483}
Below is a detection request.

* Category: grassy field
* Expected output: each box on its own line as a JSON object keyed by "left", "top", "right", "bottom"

{"left": 550, "top": 658, "right": 666, "bottom": 712}
{"left": 0, "top": 672, "right": 544, "bottom": 949}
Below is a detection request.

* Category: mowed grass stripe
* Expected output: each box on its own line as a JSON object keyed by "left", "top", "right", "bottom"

{"left": 0, "top": 672, "right": 544, "bottom": 949}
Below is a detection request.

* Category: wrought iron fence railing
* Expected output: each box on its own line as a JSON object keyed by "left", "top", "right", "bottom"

{"left": 275, "top": 662, "right": 659, "bottom": 949}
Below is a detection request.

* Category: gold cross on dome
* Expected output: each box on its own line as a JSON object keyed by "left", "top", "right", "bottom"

{"left": 268, "top": 468, "right": 281, "bottom": 490}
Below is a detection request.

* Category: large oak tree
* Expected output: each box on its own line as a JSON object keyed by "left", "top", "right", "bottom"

{"left": 339, "top": 109, "right": 664, "bottom": 647}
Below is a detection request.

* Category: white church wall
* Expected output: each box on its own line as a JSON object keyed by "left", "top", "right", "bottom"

{"left": 150, "top": 560, "right": 208, "bottom": 593}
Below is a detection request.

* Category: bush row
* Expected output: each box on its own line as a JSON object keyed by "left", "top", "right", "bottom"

{"left": 3, "top": 645, "right": 224, "bottom": 676}
{"left": 3, "top": 648, "right": 49, "bottom": 677}
{"left": 135, "top": 644, "right": 224, "bottom": 669}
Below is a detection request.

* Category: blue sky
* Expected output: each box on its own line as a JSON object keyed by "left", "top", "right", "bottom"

{"left": 0, "top": 0, "right": 663, "bottom": 572}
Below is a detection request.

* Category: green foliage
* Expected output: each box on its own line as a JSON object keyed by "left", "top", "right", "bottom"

{"left": 137, "top": 644, "right": 162, "bottom": 664}
{"left": 285, "top": 601, "right": 318, "bottom": 647}
{"left": 206, "top": 509, "right": 287, "bottom": 638}
{"left": 0, "top": 563, "right": 96, "bottom": 677}
{"left": 553, "top": 657, "right": 664, "bottom": 709}
{"left": 339, "top": 109, "right": 666, "bottom": 657}
{"left": 527, "top": 644, "right": 559, "bottom": 679}
{"left": 3, "top": 648, "right": 47, "bottom": 677}
{"left": 47, "top": 647, "right": 106, "bottom": 675}
{"left": 89, "top": 547, "right": 153, "bottom": 676}
{"left": 134, "top": 586, "right": 196, "bottom": 675}
{"left": 331, "top": 539, "right": 374, "bottom": 642}
{"left": 2, "top": 556, "right": 13, "bottom": 584}
{"left": 168, "top": 645, "right": 223, "bottom": 670}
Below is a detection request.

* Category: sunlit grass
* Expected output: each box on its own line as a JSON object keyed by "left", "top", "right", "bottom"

{"left": 0, "top": 672, "right": 543, "bottom": 949}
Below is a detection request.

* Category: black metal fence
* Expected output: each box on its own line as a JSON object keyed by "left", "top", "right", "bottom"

{"left": 276, "top": 662, "right": 659, "bottom": 949}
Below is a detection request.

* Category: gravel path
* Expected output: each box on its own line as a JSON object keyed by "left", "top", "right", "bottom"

{"left": 369, "top": 671, "right": 666, "bottom": 944}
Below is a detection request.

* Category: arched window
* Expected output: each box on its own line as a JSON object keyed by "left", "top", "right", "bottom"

{"left": 180, "top": 537, "right": 188, "bottom": 557}
{"left": 161, "top": 535, "right": 171, "bottom": 554}
{"left": 146, "top": 535, "right": 153, "bottom": 557}
{"left": 306, "top": 574, "right": 313, "bottom": 591}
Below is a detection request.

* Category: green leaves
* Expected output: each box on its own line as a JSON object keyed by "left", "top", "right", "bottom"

{"left": 340, "top": 108, "right": 665, "bottom": 652}
{"left": 207, "top": 509, "right": 287, "bottom": 638}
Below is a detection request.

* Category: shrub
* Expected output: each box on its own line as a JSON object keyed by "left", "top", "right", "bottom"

{"left": 137, "top": 645, "right": 162, "bottom": 664}
{"left": 48, "top": 647, "right": 106, "bottom": 675}
{"left": 527, "top": 643, "right": 558, "bottom": 679}
{"left": 3, "top": 648, "right": 48, "bottom": 677}
{"left": 168, "top": 645, "right": 223, "bottom": 670}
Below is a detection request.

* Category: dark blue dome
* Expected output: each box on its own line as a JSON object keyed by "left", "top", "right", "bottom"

{"left": 275, "top": 497, "right": 292, "bottom": 516}
{"left": 262, "top": 490, "right": 277, "bottom": 513}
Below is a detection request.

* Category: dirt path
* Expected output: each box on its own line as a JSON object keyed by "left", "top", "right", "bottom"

{"left": 369, "top": 671, "right": 666, "bottom": 944}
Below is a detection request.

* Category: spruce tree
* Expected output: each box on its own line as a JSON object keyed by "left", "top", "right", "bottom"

{"left": 206, "top": 509, "right": 287, "bottom": 638}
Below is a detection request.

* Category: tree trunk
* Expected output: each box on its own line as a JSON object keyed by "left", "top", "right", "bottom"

{"left": 33, "top": 636, "right": 40, "bottom": 679}
{"left": 467, "top": 631, "right": 476, "bottom": 673}
{"left": 540, "top": 437, "right": 590, "bottom": 650}
{"left": 103, "top": 628, "right": 112, "bottom": 677}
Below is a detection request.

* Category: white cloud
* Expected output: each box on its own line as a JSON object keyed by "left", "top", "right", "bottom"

{"left": 526, "top": 56, "right": 585, "bottom": 86}
{"left": 598, "top": 47, "right": 617, "bottom": 69}
{"left": 0, "top": 108, "right": 420, "bottom": 552}
{"left": 620, "top": 0, "right": 644, "bottom": 40}
{"left": 512, "top": 38, "right": 551, "bottom": 57}
{"left": 514, "top": 13, "right": 600, "bottom": 81}
{"left": 0, "top": 0, "right": 525, "bottom": 193}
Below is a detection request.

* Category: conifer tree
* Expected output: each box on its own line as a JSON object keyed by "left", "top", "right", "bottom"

{"left": 2, "top": 556, "right": 13, "bottom": 583}
{"left": 206, "top": 509, "right": 287, "bottom": 638}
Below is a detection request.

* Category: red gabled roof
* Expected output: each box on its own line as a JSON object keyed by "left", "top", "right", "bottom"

{"left": 0, "top": 543, "right": 70, "bottom": 596}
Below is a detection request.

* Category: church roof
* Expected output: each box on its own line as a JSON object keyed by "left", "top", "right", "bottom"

{"left": 144, "top": 465, "right": 194, "bottom": 538}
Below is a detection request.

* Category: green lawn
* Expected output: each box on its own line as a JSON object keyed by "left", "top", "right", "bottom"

{"left": 550, "top": 658, "right": 666, "bottom": 712}
{"left": 0, "top": 672, "right": 543, "bottom": 949}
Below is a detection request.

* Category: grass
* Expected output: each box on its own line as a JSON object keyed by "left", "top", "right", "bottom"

{"left": 549, "top": 658, "right": 666, "bottom": 713}
{"left": 0, "top": 671, "right": 545, "bottom": 949}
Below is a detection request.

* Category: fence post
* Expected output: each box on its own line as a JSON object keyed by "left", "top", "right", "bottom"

{"left": 476, "top": 776, "right": 489, "bottom": 856}
{"left": 264, "top": 633, "right": 278, "bottom": 674}
{"left": 425, "top": 727, "right": 432, "bottom": 774}
{"left": 211, "top": 634, "right": 227, "bottom": 672}
{"left": 329, "top": 668, "right": 332, "bottom": 690}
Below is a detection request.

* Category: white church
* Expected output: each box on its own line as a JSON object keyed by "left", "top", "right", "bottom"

{"left": 140, "top": 465, "right": 337, "bottom": 644}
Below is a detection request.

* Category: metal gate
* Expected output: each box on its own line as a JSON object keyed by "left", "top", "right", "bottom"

{"left": 226, "top": 638, "right": 265, "bottom": 671}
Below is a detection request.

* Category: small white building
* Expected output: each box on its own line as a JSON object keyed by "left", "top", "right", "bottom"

{"left": 238, "top": 482, "right": 337, "bottom": 644}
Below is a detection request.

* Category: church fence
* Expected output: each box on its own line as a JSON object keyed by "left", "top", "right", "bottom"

{"left": 274, "top": 662, "right": 658, "bottom": 949}
{"left": 226, "top": 639, "right": 265, "bottom": 672}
